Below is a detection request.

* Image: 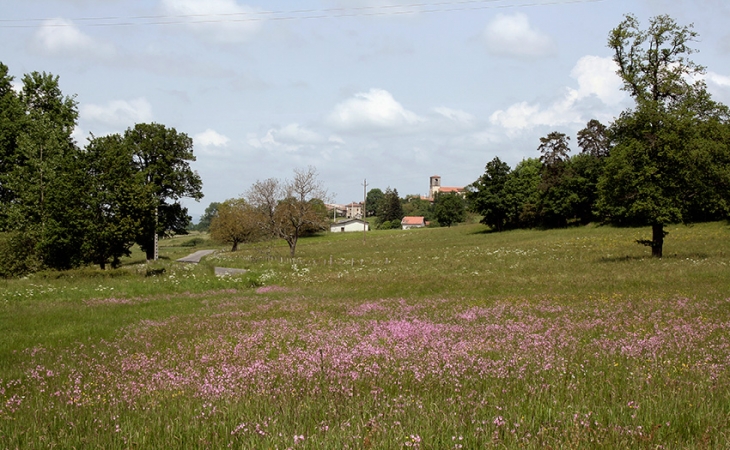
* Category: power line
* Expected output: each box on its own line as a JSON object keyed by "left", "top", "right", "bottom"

{"left": 0, "top": 0, "right": 603, "bottom": 29}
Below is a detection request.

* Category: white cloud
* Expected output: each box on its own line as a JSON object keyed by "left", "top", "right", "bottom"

{"left": 247, "top": 123, "right": 325, "bottom": 152}
{"left": 490, "top": 56, "right": 624, "bottom": 131}
{"left": 81, "top": 98, "right": 153, "bottom": 128}
{"left": 195, "top": 129, "right": 230, "bottom": 147}
{"left": 571, "top": 55, "right": 625, "bottom": 105}
{"left": 160, "top": 0, "right": 264, "bottom": 43}
{"left": 432, "top": 107, "right": 475, "bottom": 126}
{"left": 482, "top": 13, "right": 556, "bottom": 58}
{"left": 31, "top": 18, "right": 116, "bottom": 59}
{"left": 327, "top": 88, "right": 424, "bottom": 132}
{"left": 705, "top": 71, "right": 730, "bottom": 87}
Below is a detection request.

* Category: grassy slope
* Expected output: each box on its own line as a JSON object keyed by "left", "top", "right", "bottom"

{"left": 1, "top": 222, "right": 729, "bottom": 448}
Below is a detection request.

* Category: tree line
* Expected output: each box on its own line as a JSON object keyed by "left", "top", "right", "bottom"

{"left": 0, "top": 63, "right": 202, "bottom": 276}
{"left": 363, "top": 187, "right": 467, "bottom": 229}
{"left": 468, "top": 15, "right": 730, "bottom": 257}
{"left": 208, "top": 167, "right": 329, "bottom": 257}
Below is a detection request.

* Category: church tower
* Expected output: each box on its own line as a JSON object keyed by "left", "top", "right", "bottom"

{"left": 429, "top": 175, "right": 441, "bottom": 199}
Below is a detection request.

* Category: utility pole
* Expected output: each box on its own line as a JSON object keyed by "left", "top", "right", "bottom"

{"left": 362, "top": 179, "right": 368, "bottom": 244}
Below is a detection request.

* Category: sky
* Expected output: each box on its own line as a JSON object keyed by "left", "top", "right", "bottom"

{"left": 2, "top": 0, "right": 730, "bottom": 221}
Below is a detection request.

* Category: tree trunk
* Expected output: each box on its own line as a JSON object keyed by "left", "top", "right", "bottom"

{"left": 231, "top": 241, "right": 238, "bottom": 252}
{"left": 145, "top": 247, "right": 154, "bottom": 261}
{"left": 652, "top": 223, "right": 664, "bottom": 258}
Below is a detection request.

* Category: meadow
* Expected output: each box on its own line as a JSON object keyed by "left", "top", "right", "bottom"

{"left": 1, "top": 222, "right": 730, "bottom": 448}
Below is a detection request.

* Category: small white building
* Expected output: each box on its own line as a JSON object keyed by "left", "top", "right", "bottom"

{"left": 330, "top": 219, "right": 369, "bottom": 233}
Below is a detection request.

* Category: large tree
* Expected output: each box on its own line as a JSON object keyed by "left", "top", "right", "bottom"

{"left": 433, "top": 192, "right": 465, "bottom": 227}
{"left": 2, "top": 71, "right": 83, "bottom": 270}
{"left": 377, "top": 187, "right": 403, "bottom": 225}
{"left": 467, "top": 157, "right": 512, "bottom": 231}
{"left": 0, "top": 63, "right": 24, "bottom": 225}
{"left": 79, "top": 134, "right": 155, "bottom": 269}
{"left": 365, "top": 188, "right": 384, "bottom": 218}
{"left": 599, "top": 14, "right": 730, "bottom": 257}
{"left": 125, "top": 123, "right": 203, "bottom": 260}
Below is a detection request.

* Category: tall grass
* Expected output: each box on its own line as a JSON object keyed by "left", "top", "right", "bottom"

{"left": 1, "top": 222, "right": 729, "bottom": 448}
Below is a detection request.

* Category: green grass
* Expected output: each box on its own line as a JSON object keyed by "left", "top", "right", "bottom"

{"left": 1, "top": 222, "right": 729, "bottom": 448}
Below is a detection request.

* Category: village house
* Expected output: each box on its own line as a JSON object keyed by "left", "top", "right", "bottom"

{"left": 401, "top": 216, "right": 426, "bottom": 230}
{"left": 345, "top": 202, "right": 364, "bottom": 219}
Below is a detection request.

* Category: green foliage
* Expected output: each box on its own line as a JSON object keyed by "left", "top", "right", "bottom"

{"left": 467, "top": 157, "right": 511, "bottom": 231}
{"left": 365, "top": 188, "right": 384, "bottom": 217}
{"left": 377, "top": 187, "right": 403, "bottom": 224}
{"left": 600, "top": 14, "right": 730, "bottom": 257}
{"left": 210, "top": 198, "right": 262, "bottom": 252}
{"left": 126, "top": 123, "right": 203, "bottom": 260}
{"left": 503, "top": 158, "right": 543, "bottom": 229}
{"left": 79, "top": 134, "right": 155, "bottom": 269}
{"left": 433, "top": 192, "right": 465, "bottom": 227}
{"left": 577, "top": 119, "right": 611, "bottom": 158}
{"left": 193, "top": 201, "right": 221, "bottom": 231}
{"left": 402, "top": 195, "right": 433, "bottom": 221}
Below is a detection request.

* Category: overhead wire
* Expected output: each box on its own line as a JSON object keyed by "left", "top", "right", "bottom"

{"left": 0, "top": 0, "right": 603, "bottom": 28}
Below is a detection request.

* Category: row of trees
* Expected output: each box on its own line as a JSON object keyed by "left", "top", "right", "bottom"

{"left": 210, "top": 167, "right": 329, "bottom": 257}
{"left": 468, "top": 15, "right": 730, "bottom": 257}
{"left": 365, "top": 187, "right": 467, "bottom": 229}
{"left": 0, "top": 63, "right": 202, "bottom": 276}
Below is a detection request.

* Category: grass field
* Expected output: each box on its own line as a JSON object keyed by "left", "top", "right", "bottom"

{"left": 1, "top": 222, "right": 729, "bottom": 448}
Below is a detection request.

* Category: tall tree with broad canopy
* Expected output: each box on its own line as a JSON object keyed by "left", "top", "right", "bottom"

{"left": 2, "top": 71, "right": 83, "bottom": 270}
{"left": 365, "top": 188, "right": 384, "bottom": 218}
{"left": 125, "top": 123, "right": 203, "bottom": 261}
{"left": 433, "top": 192, "right": 466, "bottom": 227}
{"left": 0, "top": 63, "right": 24, "bottom": 227}
{"left": 537, "top": 131, "right": 574, "bottom": 227}
{"left": 209, "top": 198, "right": 261, "bottom": 252}
{"left": 79, "top": 134, "right": 155, "bottom": 269}
{"left": 377, "top": 187, "right": 403, "bottom": 225}
{"left": 599, "top": 14, "right": 730, "bottom": 257}
{"left": 467, "top": 157, "right": 511, "bottom": 231}
{"left": 247, "top": 166, "right": 329, "bottom": 257}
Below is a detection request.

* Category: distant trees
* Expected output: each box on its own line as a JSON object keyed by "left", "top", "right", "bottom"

{"left": 469, "top": 14, "right": 730, "bottom": 259}
{"left": 433, "top": 193, "right": 465, "bottom": 227}
{"left": 0, "top": 63, "right": 203, "bottom": 275}
{"left": 192, "top": 202, "right": 221, "bottom": 231}
{"left": 246, "top": 166, "right": 329, "bottom": 257}
{"left": 377, "top": 188, "right": 403, "bottom": 227}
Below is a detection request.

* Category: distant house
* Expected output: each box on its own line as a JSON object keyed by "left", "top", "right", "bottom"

{"left": 326, "top": 203, "right": 347, "bottom": 219}
{"left": 330, "top": 218, "right": 369, "bottom": 233}
{"left": 345, "top": 202, "right": 364, "bottom": 219}
{"left": 401, "top": 216, "right": 426, "bottom": 230}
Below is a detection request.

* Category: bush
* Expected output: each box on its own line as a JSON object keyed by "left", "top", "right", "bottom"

{"left": 180, "top": 237, "right": 207, "bottom": 247}
{"left": 0, "top": 232, "right": 42, "bottom": 278}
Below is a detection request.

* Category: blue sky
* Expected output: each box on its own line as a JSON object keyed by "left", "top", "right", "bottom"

{"left": 2, "top": 0, "right": 730, "bottom": 220}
